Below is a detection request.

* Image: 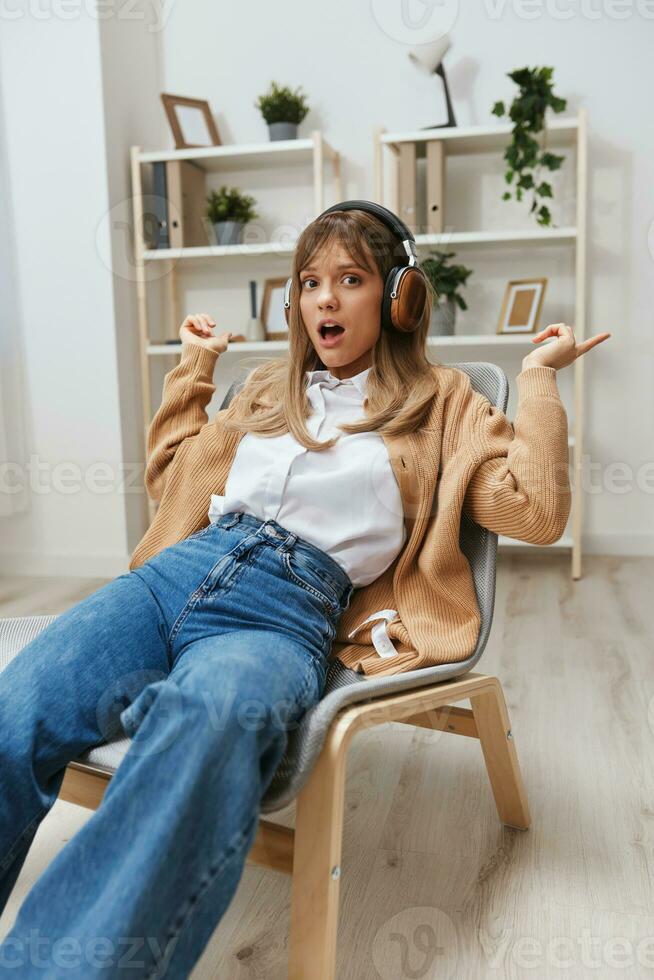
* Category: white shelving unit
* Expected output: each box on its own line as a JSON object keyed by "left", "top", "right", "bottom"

{"left": 373, "top": 111, "right": 587, "bottom": 579}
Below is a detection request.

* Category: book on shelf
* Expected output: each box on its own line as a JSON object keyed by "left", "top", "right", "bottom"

{"left": 167, "top": 160, "right": 208, "bottom": 248}
{"left": 150, "top": 160, "right": 208, "bottom": 249}
{"left": 398, "top": 138, "right": 445, "bottom": 236}
{"left": 397, "top": 142, "right": 417, "bottom": 234}
{"left": 425, "top": 140, "right": 444, "bottom": 234}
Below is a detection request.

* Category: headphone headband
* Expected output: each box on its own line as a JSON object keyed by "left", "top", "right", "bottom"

{"left": 315, "top": 200, "right": 418, "bottom": 266}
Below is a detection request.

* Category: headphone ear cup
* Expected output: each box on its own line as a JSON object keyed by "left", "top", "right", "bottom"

{"left": 389, "top": 266, "right": 428, "bottom": 333}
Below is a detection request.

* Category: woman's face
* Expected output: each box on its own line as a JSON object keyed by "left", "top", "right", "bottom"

{"left": 299, "top": 243, "right": 384, "bottom": 380}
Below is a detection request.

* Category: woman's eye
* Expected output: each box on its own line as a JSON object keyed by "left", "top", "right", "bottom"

{"left": 300, "top": 275, "right": 360, "bottom": 288}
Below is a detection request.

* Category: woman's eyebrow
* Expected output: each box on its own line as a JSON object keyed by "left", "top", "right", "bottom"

{"left": 301, "top": 263, "right": 367, "bottom": 274}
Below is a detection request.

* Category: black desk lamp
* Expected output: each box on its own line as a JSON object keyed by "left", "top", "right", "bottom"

{"left": 408, "top": 35, "right": 457, "bottom": 130}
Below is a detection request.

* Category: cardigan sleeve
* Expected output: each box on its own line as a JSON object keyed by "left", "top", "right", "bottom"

{"left": 461, "top": 365, "right": 572, "bottom": 545}
{"left": 143, "top": 343, "right": 221, "bottom": 501}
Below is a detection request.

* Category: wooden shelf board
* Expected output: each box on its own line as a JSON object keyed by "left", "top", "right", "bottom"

{"left": 381, "top": 117, "right": 579, "bottom": 155}
{"left": 143, "top": 227, "right": 576, "bottom": 261}
{"left": 415, "top": 228, "right": 577, "bottom": 246}
{"left": 143, "top": 242, "right": 296, "bottom": 261}
{"left": 147, "top": 340, "right": 289, "bottom": 355}
{"left": 147, "top": 334, "right": 551, "bottom": 356}
{"left": 137, "top": 136, "right": 336, "bottom": 173}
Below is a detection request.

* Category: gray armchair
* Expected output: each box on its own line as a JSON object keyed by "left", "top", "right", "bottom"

{"left": 0, "top": 362, "right": 530, "bottom": 980}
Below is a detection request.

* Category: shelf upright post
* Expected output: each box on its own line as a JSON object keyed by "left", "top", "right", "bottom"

{"left": 130, "top": 145, "right": 157, "bottom": 523}
{"left": 572, "top": 107, "right": 588, "bottom": 580}
{"left": 373, "top": 125, "right": 385, "bottom": 204}
{"left": 333, "top": 150, "right": 342, "bottom": 203}
{"left": 389, "top": 138, "right": 400, "bottom": 215}
{"left": 312, "top": 130, "right": 324, "bottom": 215}
{"left": 166, "top": 257, "right": 180, "bottom": 340}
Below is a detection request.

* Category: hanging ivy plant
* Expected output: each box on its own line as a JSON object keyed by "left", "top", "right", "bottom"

{"left": 492, "top": 66, "right": 567, "bottom": 227}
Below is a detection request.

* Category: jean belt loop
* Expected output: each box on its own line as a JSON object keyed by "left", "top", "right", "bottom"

{"left": 282, "top": 531, "right": 297, "bottom": 553}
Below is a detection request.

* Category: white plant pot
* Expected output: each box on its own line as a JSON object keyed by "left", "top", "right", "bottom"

{"left": 268, "top": 122, "right": 298, "bottom": 141}
{"left": 213, "top": 221, "right": 244, "bottom": 246}
{"left": 429, "top": 296, "right": 457, "bottom": 336}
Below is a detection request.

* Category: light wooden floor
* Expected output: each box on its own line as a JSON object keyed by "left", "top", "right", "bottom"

{"left": 1, "top": 554, "right": 652, "bottom": 979}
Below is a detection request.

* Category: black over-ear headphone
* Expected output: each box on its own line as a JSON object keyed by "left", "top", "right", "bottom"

{"left": 283, "top": 199, "right": 428, "bottom": 334}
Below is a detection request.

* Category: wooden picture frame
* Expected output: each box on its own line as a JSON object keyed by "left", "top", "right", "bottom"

{"left": 496, "top": 278, "right": 548, "bottom": 335}
{"left": 261, "top": 277, "right": 290, "bottom": 341}
{"left": 160, "top": 94, "right": 222, "bottom": 150}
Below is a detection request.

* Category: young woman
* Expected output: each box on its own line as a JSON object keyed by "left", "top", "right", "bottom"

{"left": 0, "top": 204, "right": 610, "bottom": 977}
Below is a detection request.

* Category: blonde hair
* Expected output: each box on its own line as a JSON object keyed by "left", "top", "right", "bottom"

{"left": 221, "top": 208, "right": 443, "bottom": 451}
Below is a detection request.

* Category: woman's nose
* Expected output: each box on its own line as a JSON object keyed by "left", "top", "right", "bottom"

{"left": 318, "top": 284, "right": 337, "bottom": 307}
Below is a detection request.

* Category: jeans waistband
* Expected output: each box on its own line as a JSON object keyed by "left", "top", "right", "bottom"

{"left": 213, "top": 511, "right": 353, "bottom": 600}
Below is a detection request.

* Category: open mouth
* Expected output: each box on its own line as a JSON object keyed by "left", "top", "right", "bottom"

{"left": 319, "top": 323, "right": 345, "bottom": 338}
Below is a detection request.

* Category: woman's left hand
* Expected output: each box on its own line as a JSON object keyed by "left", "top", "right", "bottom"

{"left": 522, "top": 322, "right": 611, "bottom": 371}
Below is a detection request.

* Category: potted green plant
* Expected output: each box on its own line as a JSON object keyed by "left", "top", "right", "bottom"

{"left": 206, "top": 186, "right": 258, "bottom": 246}
{"left": 254, "top": 81, "right": 310, "bottom": 141}
{"left": 492, "top": 66, "right": 567, "bottom": 227}
{"left": 421, "top": 250, "right": 473, "bottom": 336}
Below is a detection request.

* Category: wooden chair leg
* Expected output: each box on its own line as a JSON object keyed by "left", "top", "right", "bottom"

{"left": 469, "top": 679, "right": 531, "bottom": 830}
{"left": 288, "top": 719, "right": 350, "bottom": 980}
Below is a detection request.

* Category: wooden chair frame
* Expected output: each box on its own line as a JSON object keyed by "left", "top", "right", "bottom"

{"left": 58, "top": 669, "right": 529, "bottom": 979}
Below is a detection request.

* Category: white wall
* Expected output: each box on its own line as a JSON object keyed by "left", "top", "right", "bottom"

{"left": 0, "top": 67, "right": 30, "bottom": 522}
{"left": 0, "top": 1, "right": 651, "bottom": 577}
{"left": 97, "top": 4, "right": 167, "bottom": 554}
{"left": 0, "top": 14, "right": 129, "bottom": 576}
{"left": 0, "top": 5, "right": 163, "bottom": 576}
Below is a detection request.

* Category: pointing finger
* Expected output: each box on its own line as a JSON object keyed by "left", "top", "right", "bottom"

{"left": 576, "top": 333, "right": 611, "bottom": 355}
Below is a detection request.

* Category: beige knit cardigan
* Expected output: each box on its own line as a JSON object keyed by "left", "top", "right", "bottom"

{"left": 129, "top": 343, "right": 571, "bottom": 677}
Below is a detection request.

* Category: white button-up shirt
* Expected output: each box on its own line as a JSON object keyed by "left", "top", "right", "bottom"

{"left": 207, "top": 364, "right": 407, "bottom": 588}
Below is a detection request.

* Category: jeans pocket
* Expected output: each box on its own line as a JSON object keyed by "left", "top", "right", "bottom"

{"left": 281, "top": 550, "right": 341, "bottom": 617}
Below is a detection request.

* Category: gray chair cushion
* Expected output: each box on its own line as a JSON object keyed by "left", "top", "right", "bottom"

{"left": 0, "top": 362, "right": 507, "bottom": 813}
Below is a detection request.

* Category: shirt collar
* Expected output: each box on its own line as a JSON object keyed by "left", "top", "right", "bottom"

{"left": 305, "top": 365, "right": 371, "bottom": 397}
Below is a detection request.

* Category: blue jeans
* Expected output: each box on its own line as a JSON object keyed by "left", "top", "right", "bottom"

{"left": 0, "top": 511, "right": 354, "bottom": 978}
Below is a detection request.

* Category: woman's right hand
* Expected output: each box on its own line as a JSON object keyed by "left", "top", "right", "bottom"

{"left": 179, "top": 313, "right": 232, "bottom": 355}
